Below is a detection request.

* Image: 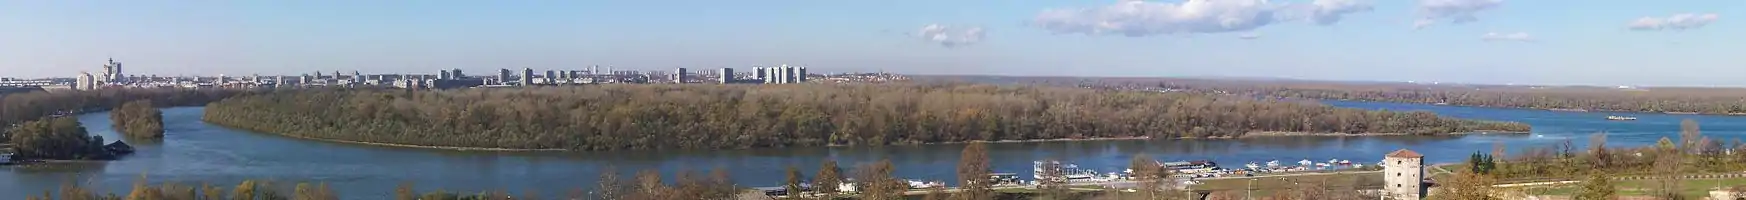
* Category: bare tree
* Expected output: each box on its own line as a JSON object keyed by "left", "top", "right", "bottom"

{"left": 956, "top": 143, "right": 992, "bottom": 200}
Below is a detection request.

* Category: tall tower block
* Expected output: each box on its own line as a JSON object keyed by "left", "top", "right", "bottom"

{"left": 1384, "top": 149, "right": 1425, "bottom": 200}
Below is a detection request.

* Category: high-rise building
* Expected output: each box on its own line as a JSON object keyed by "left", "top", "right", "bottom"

{"left": 797, "top": 67, "right": 808, "bottom": 83}
{"left": 439, "top": 70, "right": 453, "bottom": 80}
{"left": 521, "top": 68, "right": 535, "bottom": 86}
{"left": 101, "top": 58, "right": 123, "bottom": 84}
{"left": 545, "top": 70, "right": 557, "bottom": 84}
{"left": 783, "top": 66, "right": 797, "bottom": 84}
{"left": 450, "top": 69, "right": 465, "bottom": 79}
{"left": 75, "top": 72, "right": 96, "bottom": 91}
{"left": 753, "top": 67, "right": 767, "bottom": 82}
{"left": 675, "top": 68, "right": 689, "bottom": 84}
{"left": 498, "top": 68, "right": 513, "bottom": 85}
{"left": 300, "top": 74, "right": 312, "bottom": 86}
{"left": 719, "top": 68, "right": 735, "bottom": 84}
{"left": 354, "top": 71, "right": 363, "bottom": 83}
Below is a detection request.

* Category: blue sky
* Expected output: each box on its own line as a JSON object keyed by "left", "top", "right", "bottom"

{"left": 1, "top": 0, "right": 1740, "bottom": 86}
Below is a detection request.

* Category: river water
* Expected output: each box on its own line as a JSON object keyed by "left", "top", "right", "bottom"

{"left": 3, "top": 101, "right": 1743, "bottom": 198}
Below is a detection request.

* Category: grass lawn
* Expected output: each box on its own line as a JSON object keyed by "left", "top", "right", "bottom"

{"left": 1519, "top": 177, "right": 1746, "bottom": 198}
{"left": 1191, "top": 171, "right": 1385, "bottom": 197}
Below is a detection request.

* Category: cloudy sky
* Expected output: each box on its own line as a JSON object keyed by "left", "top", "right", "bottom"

{"left": 1, "top": 0, "right": 1739, "bottom": 86}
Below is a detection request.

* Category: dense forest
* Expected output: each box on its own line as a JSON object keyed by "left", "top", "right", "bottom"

{"left": 111, "top": 100, "right": 166, "bottom": 139}
{"left": 916, "top": 75, "right": 1746, "bottom": 115}
{"left": 6, "top": 117, "right": 112, "bottom": 160}
{"left": 203, "top": 84, "right": 1528, "bottom": 151}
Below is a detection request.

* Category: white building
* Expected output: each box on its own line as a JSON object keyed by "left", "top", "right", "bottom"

{"left": 1383, "top": 149, "right": 1425, "bottom": 200}
{"left": 75, "top": 72, "right": 96, "bottom": 90}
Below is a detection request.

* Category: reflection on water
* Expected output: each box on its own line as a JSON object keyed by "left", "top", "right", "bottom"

{"left": 3, "top": 101, "right": 1745, "bottom": 199}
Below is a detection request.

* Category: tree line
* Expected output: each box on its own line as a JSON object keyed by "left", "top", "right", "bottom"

{"left": 201, "top": 84, "right": 1529, "bottom": 151}
{"left": 917, "top": 75, "right": 1746, "bottom": 115}
{"left": 1146, "top": 78, "right": 1746, "bottom": 115}
{"left": 111, "top": 100, "right": 166, "bottom": 139}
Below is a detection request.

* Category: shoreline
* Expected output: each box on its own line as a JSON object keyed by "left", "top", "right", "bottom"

{"left": 1330, "top": 99, "right": 1746, "bottom": 117}
{"left": 251, "top": 130, "right": 1522, "bottom": 152}
{"left": 1239, "top": 130, "right": 1529, "bottom": 138}
{"left": 271, "top": 133, "right": 571, "bottom": 152}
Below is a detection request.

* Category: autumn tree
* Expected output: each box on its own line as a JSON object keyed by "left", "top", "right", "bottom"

{"left": 856, "top": 159, "right": 904, "bottom": 200}
{"left": 784, "top": 165, "right": 804, "bottom": 198}
{"left": 815, "top": 160, "right": 843, "bottom": 197}
{"left": 956, "top": 143, "right": 992, "bottom": 200}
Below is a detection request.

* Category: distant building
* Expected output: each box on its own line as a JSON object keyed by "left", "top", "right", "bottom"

{"left": 675, "top": 67, "right": 689, "bottom": 84}
{"left": 754, "top": 67, "right": 767, "bottom": 82}
{"left": 545, "top": 70, "right": 557, "bottom": 84}
{"left": 497, "top": 68, "right": 513, "bottom": 85}
{"left": 450, "top": 69, "right": 465, "bottom": 79}
{"left": 1384, "top": 149, "right": 1425, "bottom": 200}
{"left": 719, "top": 68, "right": 735, "bottom": 84}
{"left": 102, "top": 58, "right": 124, "bottom": 84}
{"left": 440, "top": 70, "right": 453, "bottom": 80}
{"left": 75, "top": 72, "right": 96, "bottom": 90}
{"left": 521, "top": 68, "right": 535, "bottom": 86}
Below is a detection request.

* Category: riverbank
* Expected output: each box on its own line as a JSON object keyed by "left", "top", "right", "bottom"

{"left": 265, "top": 133, "right": 571, "bottom": 152}
{"left": 1238, "top": 130, "right": 1528, "bottom": 138}
{"left": 262, "top": 130, "right": 1509, "bottom": 152}
{"left": 1334, "top": 99, "right": 1746, "bottom": 117}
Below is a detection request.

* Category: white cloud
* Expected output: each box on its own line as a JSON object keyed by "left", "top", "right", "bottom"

{"left": 1628, "top": 13, "right": 1720, "bottom": 31}
{"left": 1238, "top": 33, "right": 1262, "bottom": 39}
{"left": 1480, "top": 32, "right": 1531, "bottom": 42}
{"left": 1031, "top": 0, "right": 1372, "bottom": 37}
{"left": 916, "top": 24, "right": 985, "bottom": 47}
{"left": 1414, "top": 0, "right": 1504, "bottom": 28}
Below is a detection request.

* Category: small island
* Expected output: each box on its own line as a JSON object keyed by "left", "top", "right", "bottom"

{"left": 201, "top": 84, "right": 1531, "bottom": 151}
{"left": 112, "top": 100, "right": 167, "bottom": 139}
{"left": 4, "top": 117, "right": 132, "bottom": 164}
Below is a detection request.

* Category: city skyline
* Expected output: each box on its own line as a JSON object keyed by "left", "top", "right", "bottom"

{"left": 1, "top": 1, "right": 1740, "bottom": 86}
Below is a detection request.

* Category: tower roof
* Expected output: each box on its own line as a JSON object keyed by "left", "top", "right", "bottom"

{"left": 1386, "top": 149, "right": 1423, "bottom": 158}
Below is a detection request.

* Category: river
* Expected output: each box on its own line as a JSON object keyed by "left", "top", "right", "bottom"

{"left": 3, "top": 100, "right": 1742, "bottom": 198}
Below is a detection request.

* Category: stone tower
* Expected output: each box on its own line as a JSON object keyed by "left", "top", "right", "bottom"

{"left": 1384, "top": 149, "right": 1425, "bottom": 200}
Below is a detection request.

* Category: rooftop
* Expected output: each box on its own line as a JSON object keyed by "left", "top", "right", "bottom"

{"left": 1386, "top": 149, "right": 1423, "bottom": 158}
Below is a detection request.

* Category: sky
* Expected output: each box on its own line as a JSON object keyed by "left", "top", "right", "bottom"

{"left": 0, "top": 0, "right": 1740, "bottom": 86}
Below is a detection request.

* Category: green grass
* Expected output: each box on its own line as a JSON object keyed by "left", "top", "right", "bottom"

{"left": 1519, "top": 176, "right": 1746, "bottom": 198}
{"left": 1191, "top": 172, "right": 1385, "bottom": 197}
